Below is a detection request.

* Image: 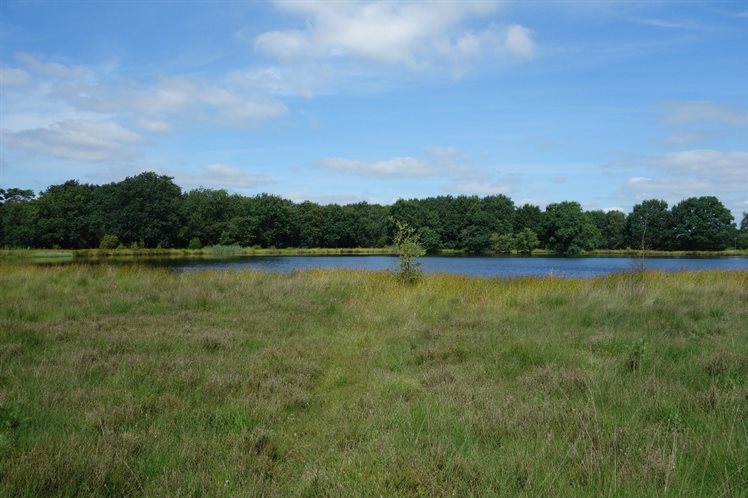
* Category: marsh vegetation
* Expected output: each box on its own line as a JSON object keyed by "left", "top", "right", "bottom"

{"left": 0, "top": 264, "right": 746, "bottom": 495}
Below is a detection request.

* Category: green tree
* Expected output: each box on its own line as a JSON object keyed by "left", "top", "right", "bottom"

{"left": 605, "top": 210, "right": 628, "bottom": 249}
{"left": 180, "top": 188, "right": 236, "bottom": 247}
{"left": 391, "top": 218, "right": 426, "bottom": 283}
{"left": 35, "top": 180, "right": 102, "bottom": 248}
{"left": 106, "top": 172, "right": 183, "bottom": 248}
{"left": 295, "top": 201, "right": 324, "bottom": 248}
{"left": 737, "top": 212, "right": 748, "bottom": 249}
{"left": 321, "top": 204, "right": 354, "bottom": 248}
{"left": 585, "top": 210, "right": 607, "bottom": 249}
{"left": 543, "top": 202, "right": 600, "bottom": 256}
{"left": 460, "top": 225, "right": 492, "bottom": 253}
{"left": 480, "top": 195, "right": 515, "bottom": 236}
{"left": 259, "top": 194, "right": 296, "bottom": 247}
{"left": 513, "top": 204, "right": 543, "bottom": 236}
{"left": 0, "top": 188, "right": 37, "bottom": 247}
{"left": 219, "top": 216, "right": 258, "bottom": 247}
{"left": 514, "top": 228, "right": 539, "bottom": 254}
{"left": 417, "top": 226, "right": 441, "bottom": 253}
{"left": 671, "top": 196, "right": 735, "bottom": 250}
{"left": 627, "top": 200, "right": 673, "bottom": 250}
{"left": 490, "top": 232, "right": 515, "bottom": 254}
{"left": 99, "top": 234, "right": 120, "bottom": 249}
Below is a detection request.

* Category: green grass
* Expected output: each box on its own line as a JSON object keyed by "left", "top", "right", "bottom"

{"left": 0, "top": 264, "right": 746, "bottom": 496}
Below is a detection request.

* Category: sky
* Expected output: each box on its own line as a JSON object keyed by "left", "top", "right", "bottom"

{"left": 0, "top": 0, "right": 746, "bottom": 217}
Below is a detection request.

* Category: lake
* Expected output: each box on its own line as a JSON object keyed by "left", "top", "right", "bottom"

{"left": 171, "top": 255, "right": 748, "bottom": 279}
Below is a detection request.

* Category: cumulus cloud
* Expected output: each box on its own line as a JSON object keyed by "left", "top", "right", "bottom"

{"left": 199, "top": 86, "right": 288, "bottom": 124}
{"left": 645, "top": 149, "right": 747, "bottom": 184}
{"left": 0, "top": 67, "right": 30, "bottom": 86}
{"left": 15, "top": 52, "right": 83, "bottom": 79}
{"left": 61, "top": 77, "right": 289, "bottom": 127}
{"left": 137, "top": 118, "right": 172, "bottom": 133}
{"left": 615, "top": 149, "right": 748, "bottom": 216}
{"left": 283, "top": 192, "right": 375, "bottom": 205}
{"left": 622, "top": 176, "right": 712, "bottom": 199}
{"left": 254, "top": 0, "right": 534, "bottom": 70}
{"left": 2, "top": 53, "right": 291, "bottom": 164}
{"left": 662, "top": 101, "right": 748, "bottom": 126}
{"left": 317, "top": 146, "right": 507, "bottom": 190}
{"left": 319, "top": 156, "right": 432, "bottom": 177}
{"left": 226, "top": 66, "right": 315, "bottom": 97}
{"left": 172, "top": 163, "right": 273, "bottom": 190}
{"left": 1, "top": 120, "right": 144, "bottom": 161}
{"left": 450, "top": 181, "right": 511, "bottom": 195}
{"left": 663, "top": 131, "right": 710, "bottom": 146}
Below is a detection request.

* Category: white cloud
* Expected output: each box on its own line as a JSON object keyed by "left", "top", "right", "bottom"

{"left": 503, "top": 25, "right": 536, "bottom": 59}
{"left": 172, "top": 163, "right": 273, "bottom": 190}
{"left": 450, "top": 181, "right": 511, "bottom": 195}
{"left": 662, "top": 101, "right": 748, "bottom": 126}
{"left": 226, "top": 66, "right": 314, "bottom": 97}
{"left": 319, "top": 156, "right": 432, "bottom": 177}
{"left": 636, "top": 18, "right": 704, "bottom": 30}
{"left": 51, "top": 76, "right": 289, "bottom": 127}
{"left": 254, "top": 0, "right": 533, "bottom": 70}
{"left": 622, "top": 176, "right": 712, "bottom": 199}
{"left": 199, "top": 86, "right": 288, "bottom": 124}
{"left": 15, "top": 52, "right": 84, "bottom": 79}
{"left": 646, "top": 149, "right": 747, "bottom": 184}
{"left": 283, "top": 192, "right": 374, "bottom": 205}
{"left": 615, "top": 150, "right": 748, "bottom": 217}
{"left": 0, "top": 67, "right": 30, "bottom": 86}
{"left": 1, "top": 120, "right": 143, "bottom": 161}
{"left": 663, "top": 131, "right": 710, "bottom": 146}
{"left": 137, "top": 118, "right": 172, "bottom": 133}
{"left": 317, "top": 146, "right": 499, "bottom": 187}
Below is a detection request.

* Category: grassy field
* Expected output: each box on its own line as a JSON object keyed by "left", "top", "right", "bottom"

{"left": 0, "top": 264, "right": 746, "bottom": 496}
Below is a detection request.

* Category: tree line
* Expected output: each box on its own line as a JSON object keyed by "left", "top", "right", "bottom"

{"left": 1, "top": 172, "right": 746, "bottom": 254}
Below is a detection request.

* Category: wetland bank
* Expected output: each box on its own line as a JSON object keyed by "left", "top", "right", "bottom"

{"left": 1, "top": 263, "right": 746, "bottom": 496}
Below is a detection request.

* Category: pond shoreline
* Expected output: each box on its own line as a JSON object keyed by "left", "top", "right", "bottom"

{"left": 2, "top": 246, "right": 748, "bottom": 261}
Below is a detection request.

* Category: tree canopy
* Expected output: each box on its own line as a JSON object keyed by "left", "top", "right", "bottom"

{"left": 0, "top": 172, "right": 739, "bottom": 254}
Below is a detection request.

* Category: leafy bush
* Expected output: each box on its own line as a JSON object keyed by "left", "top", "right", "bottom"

{"left": 514, "top": 228, "right": 539, "bottom": 254}
{"left": 99, "top": 234, "right": 120, "bottom": 249}
{"left": 391, "top": 218, "right": 425, "bottom": 284}
{"left": 490, "top": 233, "right": 515, "bottom": 254}
{"left": 188, "top": 237, "right": 203, "bottom": 250}
{"left": 625, "top": 337, "right": 647, "bottom": 372}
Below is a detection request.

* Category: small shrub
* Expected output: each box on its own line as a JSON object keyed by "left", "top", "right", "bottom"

{"left": 99, "top": 234, "right": 120, "bottom": 249}
{"left": 490, "top": 233, "right": 515, "bottom": 254}
{"left": 514, "top": 228, "right": 539, "bottom": 254}
{"left": 391, "top": 218, "right": 425, "bottom": 284}
{"left": 188, "top": 237, "right": 202, "bottom": 250}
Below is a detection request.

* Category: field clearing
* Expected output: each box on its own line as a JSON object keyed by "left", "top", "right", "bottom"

{"left": 0, "top": 264, "right": 746, "bottom": 496}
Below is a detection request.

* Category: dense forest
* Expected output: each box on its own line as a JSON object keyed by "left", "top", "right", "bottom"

{"left": 1, "top": 172, "right": 746, "bottom": 254}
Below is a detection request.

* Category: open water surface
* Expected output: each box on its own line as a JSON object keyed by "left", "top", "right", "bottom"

{"left": 170, "top": 255, "right": 748, "bottom": 279}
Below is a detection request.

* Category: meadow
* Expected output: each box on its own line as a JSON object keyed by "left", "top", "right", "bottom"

{"left": 0, "top": 263, "right": 746, "bottom": 496}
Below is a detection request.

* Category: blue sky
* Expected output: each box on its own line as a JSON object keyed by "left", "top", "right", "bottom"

{"left": 1, "top": 0, "right": 746, "bottom": 217}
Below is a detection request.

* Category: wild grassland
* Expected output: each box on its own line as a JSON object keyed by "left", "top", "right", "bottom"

{"left": 0, "top": 264, "right": 746, "bottom": 496}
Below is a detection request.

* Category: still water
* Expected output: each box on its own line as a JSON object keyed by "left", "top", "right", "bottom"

{"left": 172, "top": 255, "right": 748, "bottom": 279}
